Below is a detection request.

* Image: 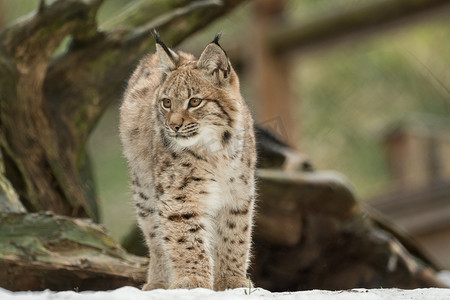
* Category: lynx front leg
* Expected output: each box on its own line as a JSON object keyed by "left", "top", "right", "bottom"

{"left": 159, "top": 200, "right": 214, "bottom": 289}
{"left": 213, "top": 194, "right": 254, "bottom": 291}
{"left": 138, "top": 216, "right": 170, "bottom": 290}
{"left": 134, "top": 183, "right": 170, "bottom": 290}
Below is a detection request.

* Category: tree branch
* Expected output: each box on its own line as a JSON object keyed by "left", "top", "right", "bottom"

{"left": 269, "top": 0, "right": 450, "bottom": 54}
{"left": 101, "top": 0, "right": 194, "bottom": 30}
{"left": 1, "top": 0, "right": 102, "bottom": 64}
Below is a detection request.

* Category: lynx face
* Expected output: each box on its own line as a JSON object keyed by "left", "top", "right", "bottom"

{"left": 155, "top": 45, "right": 239, "bottom": 149}
{"left": 157, "top": 72, "right": 206, "bottom": 146}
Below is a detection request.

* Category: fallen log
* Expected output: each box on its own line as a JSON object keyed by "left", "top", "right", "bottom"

{"left": 0, "top": 212, "right": 146, "bottom": 291}
{"left": 252, "top": 169, "right": 446, "bottom": 291}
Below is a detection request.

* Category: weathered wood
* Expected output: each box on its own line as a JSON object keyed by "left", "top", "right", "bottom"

{"left": 251, "top": 169, "right": 447, "bottom": 291}
{"left": 255, "top": 126, "right": 313, "bottom": 171}
{"left": 0, "top": 212, "right": 147, "bottom": 291}
{"left": 269, "top": 0, "right": 450, "bottom": 55}
{"left": 0, "top": 0, "right": 104, "bottom": 219}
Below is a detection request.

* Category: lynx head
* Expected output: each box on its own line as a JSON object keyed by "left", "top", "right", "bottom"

{"left": 153, "top": 31, "right": 241, "bottom": 149}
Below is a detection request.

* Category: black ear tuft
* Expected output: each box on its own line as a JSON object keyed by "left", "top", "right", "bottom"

{"left": 212, "top": 33, "right": 222, "bottom": 45}
{"left": 151, "top": 29, "right": 161, "bottom": 44}
{"left": 152, "top": 29, "right": 179, "bottom": 73}
{"left": 152, "top": 29, "right": 175, "bottom": 59}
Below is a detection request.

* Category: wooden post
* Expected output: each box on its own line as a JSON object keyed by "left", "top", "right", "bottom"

{"left": 251, "top": 0, "right": 297, "bottom": 146}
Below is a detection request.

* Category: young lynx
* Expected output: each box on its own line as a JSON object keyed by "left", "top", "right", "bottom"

{"left": 119, "top": 32, "right": 256, "bottom": 291}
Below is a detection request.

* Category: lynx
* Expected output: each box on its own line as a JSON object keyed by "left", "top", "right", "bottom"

{"left": 119, "top": 32, "right": 256, "bottom": 291}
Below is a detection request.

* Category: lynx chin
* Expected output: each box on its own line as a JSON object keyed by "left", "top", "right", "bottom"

{"left": 119, "top": 31, "right": 257, "bottom": 291}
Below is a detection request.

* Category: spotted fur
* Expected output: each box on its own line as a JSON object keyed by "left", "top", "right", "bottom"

{"left": 120, "top": 34, "right": 256, "bottom": 291}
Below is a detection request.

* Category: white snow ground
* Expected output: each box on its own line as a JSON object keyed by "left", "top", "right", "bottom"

{"left": 1, "top": 272, "right": 449, "bottom": 300}
{"left": 1, "top": 286, "right": 450, "bottom": 300}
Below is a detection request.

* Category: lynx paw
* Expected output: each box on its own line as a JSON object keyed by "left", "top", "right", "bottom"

{"left": 169, "top": 275, "right": 213, "bottom": 290}
{"left": 214, "top": 276, "right": 251, "bottom": 291}
{"left": 142, "top": 282, "right": 166, "bottom": 290}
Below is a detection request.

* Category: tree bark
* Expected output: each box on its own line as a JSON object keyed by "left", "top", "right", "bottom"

{"left": 0, "top": 0, "right": 245, "bottom": 220}
{"left": 0, "top": 0, "right": 104, "bottom": 219}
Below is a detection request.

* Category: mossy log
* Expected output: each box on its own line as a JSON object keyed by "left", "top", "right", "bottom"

{"left": 0, "top": 212, "right": 147, "bottom": 291}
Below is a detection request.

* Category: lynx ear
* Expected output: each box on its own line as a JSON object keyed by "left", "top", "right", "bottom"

{"left": 152, "top": 30, "right": 179, "bottom": 74}
{"left": 197, "top": 34, "right": 231, "bottom": 85}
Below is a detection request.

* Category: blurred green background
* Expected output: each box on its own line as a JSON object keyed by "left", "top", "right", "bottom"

{"left": 2, "top": 0, "right": 449, "bottom": 241}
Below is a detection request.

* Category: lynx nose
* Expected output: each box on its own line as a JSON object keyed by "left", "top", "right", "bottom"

{"left": 168, "top": 114, "right": 184, "bottom": 132}
{"left": 168, "top": 117, "right": 184, "bottom": 132}
{"left": 170, "top": 122, "right": 182, "bottom": 132}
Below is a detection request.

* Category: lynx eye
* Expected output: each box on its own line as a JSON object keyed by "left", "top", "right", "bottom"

{"left": 161, "top": 98, "right": 171, "bottom": 109}
{"left": 188, "top": 98, "right": 202, "bottom": 108}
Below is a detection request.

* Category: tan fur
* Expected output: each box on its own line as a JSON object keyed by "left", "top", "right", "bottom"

{"left": 120, "top": 38, "right": 256, "bottom": 291}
